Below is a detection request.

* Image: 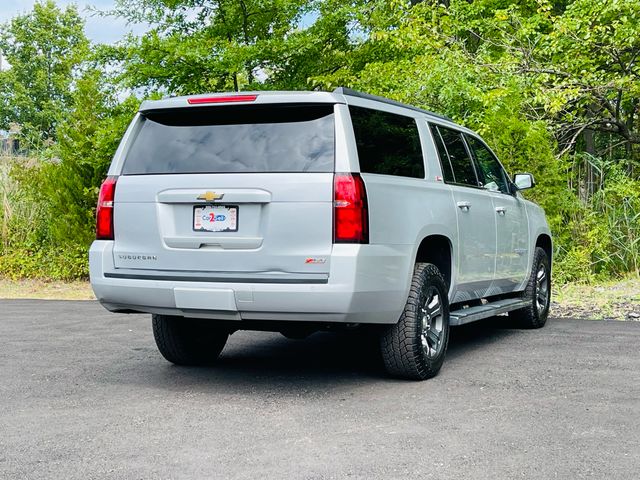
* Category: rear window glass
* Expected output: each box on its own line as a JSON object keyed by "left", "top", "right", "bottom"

{"left": 349, "top": 106, "right": 425, "bottom": 179}
{"left": 122, "top": 104, "right": 335, "bottom": 175}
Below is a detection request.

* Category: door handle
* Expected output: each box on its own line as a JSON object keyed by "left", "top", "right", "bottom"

{"left": 457, "top": 201, "right": 471, "bottom": 211}
{"left": 495, "top": 206, "right": 507, "bottom": 215}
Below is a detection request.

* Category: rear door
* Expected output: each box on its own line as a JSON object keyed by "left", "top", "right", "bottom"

{"left": 112, "top": 103, "right": 336, "bottom": 281}
{"left": 430, "top": 124, "right": 496, "bottom": 301}
{"left": 464, "top": 134, "right": 529, "bottom": 293}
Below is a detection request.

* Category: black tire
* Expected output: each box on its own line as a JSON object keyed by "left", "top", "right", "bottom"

{"left": 280, "top": 326, "right": 316, "bottom": 340}
{"left": 509, "top": 247, "right": 551, "bottom": 328}
{"left": 380, "top": 263, "right": 450, "bottom": 380}
{"left": 152, "top": 314, "right": 229, "bottom": 366}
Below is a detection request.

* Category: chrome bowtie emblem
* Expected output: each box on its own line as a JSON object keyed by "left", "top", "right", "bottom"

{"left": 197, "top": 191, "right": 224, "bottom": 201}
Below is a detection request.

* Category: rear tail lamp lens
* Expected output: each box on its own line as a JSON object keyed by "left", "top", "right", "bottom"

{"left": 96, "top": 176, "right": 117, "bottom": 240}
{"left": 334, "top": 173, "right": 369, "bottom": 243}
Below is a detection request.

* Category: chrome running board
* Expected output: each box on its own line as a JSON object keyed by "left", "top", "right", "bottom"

{"left": 449, "top": 298, "right": 530, "bottom": 326}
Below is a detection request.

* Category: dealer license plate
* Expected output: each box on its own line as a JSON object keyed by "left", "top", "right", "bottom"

{"left": 193, "top": 205, "right": 238, "bottom": 232}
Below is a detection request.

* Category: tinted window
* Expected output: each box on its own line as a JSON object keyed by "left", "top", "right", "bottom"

{"left": 350, "top": 106, "right": 425, "bottom": 178}
{"left": 123, "top": 104, "right": 335, "bottom": 174}
{"left": 438, "top": 127, "right": 478, "bottom": 187}
{"left": 429, "top": 124, "right": 455, "bottom": 183}
{"left": 465, "top": 135, "right": 509, "bottom": 193}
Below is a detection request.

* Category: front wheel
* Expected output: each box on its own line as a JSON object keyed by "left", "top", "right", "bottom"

{"left": 152, "top": 315, "right": 229, "bottom": 366}
{"left": 509, "top": 247, "right": 551, "bottom": 328}
{"left": 380, "top": 263, "right": 450, "bottom": 380}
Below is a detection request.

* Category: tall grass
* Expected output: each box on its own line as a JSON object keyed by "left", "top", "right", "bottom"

{"left": 554, "top": 157, "right": 640, "bottom": 282}
{"left": 0, "top": 155, "right": 46, "bottom": 249}
{"left": 0, "top": 154, "right": 87, "bottom": 280}
{"left": 0, "top": 157, "right": 11, "bottom": 246}
{"left": 593, "top": 178, "right": 640, "bottom": 277}
{"left": 0, "top": 156, "right": 42, "bottom": 250}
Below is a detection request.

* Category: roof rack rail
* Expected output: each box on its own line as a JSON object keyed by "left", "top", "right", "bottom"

{"left": 333, "top": 87, "right": 453, "bottom": 122}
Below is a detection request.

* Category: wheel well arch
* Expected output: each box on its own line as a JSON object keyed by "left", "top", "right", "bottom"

{"left": 536, "top": 234, "right": 553, "bottom": 264}
{"left": 415, "top": 235, "right": 453, "bottom": 289}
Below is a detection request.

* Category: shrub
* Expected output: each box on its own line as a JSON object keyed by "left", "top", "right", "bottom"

{"left": 0, "top": 72, "right": 138, "bottom": 281}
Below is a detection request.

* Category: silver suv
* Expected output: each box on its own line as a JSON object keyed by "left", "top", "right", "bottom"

{"left": 90, "top": 88, "right": 552, "bottom": 380}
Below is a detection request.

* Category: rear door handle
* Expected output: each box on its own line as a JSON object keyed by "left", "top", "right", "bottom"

{"left": 495, "top": 206, "right": 507, "bottom": 215}
{"left": 457, "top": 201, "right": 471, "bottom": 211}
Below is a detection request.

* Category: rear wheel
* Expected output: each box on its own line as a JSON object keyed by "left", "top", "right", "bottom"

{"left": 152, "top": 315, "right": 229, "bottom": 365}
{"left": 509, "top": 247, "right": 551, "bottom": 328}
{"left": 380, "top": 263, "right": 450, "bottom": 380}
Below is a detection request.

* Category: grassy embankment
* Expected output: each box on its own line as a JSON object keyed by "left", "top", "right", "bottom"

{"left": 0, "top": 279, "right": 94, "bottom": 300}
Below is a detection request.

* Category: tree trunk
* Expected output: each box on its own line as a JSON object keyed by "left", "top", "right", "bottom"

{"left": 584, "top": 129, "right": 595, "bottom": 199}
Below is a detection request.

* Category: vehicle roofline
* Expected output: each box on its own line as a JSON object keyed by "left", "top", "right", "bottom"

{"left": 138, "top": 88, "right": 470, "bottom": 132}
{"left": 139, "top": 91, "right": 345, "bottom": 112}
{"left": 333, "top": 87, "right": 453, "bottom": 122}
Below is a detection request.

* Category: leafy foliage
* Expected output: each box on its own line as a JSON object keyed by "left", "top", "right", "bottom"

{"left": 1, "top": 0, "right": 639, "bottom": 282}
{"left": 43, "top": 70, "right": 139, "bottom": 247}
{"left": 103, "top": 0, "right": 315, "bottom": 93}
{"left": 0, "top": 0, "right": 89, "bottom": 145}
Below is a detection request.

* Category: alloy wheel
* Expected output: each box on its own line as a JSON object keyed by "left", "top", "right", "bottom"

{"left": 535, "top": 263, "right": 550, "bottom": 315}
{"left": 420, "top": 287, "right": 444, "bottom": 358}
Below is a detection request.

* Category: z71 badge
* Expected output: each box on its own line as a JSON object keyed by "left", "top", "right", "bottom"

{"left": 305, "top": 257, "right": 327, "bottom": 264}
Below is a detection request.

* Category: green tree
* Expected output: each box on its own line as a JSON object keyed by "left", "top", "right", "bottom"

{"left": 105, "top": 0, "right": 316, "bottom": 94}
{"left": 538, "top": 0, "right": 640, "bottom": 165}
{"left": 43, "top": 69, "right": 139, "bottom": 247}
{"left": 446, "top": 0, "right": 640, "bottom": 171}
{"left": 0, "top": 0, "right": 89, "bottom": 145}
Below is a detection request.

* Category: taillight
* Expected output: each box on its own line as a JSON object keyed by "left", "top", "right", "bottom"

{"left": 333, "top": 173, "right": 369, "bottom": 243}
{"left": 187, "top": 95, "right": 258, "bottom": 104}
{"left": 96, "top": 176, "right": 117, "bottom": 240}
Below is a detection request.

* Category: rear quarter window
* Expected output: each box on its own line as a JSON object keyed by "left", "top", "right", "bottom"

{"left": 437, "top": 126, "right": 479, "bottom": 187}
{"left": 122, "top": 104, "right": 335, "bottom": 175}
{"left": 349, "top": 106, "right": 425, "bottom": 179}
{"left": 429, "top": 123, "right": 455, "bottom": 183}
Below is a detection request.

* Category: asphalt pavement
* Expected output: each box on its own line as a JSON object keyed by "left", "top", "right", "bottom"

{"left": 1, "top": 299, "right": 639, "bottom": 479}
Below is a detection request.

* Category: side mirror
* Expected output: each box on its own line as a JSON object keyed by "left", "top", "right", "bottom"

{"left": 513, "top": 173, "right": 535, "bottom": 191}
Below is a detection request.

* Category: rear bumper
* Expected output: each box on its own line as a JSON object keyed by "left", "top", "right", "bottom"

{"left": 89, "top": 241, "right": 413, "bottom": 325}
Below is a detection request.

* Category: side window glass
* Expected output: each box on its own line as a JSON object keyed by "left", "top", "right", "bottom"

{"left": 349, "top": 106, "right": 425, "bottom": 179}
{"left": 428, "top": 123, "right": 455, "bottom": 183}
{"left": 465, "top": 135, "right": 509, "bottom": 194}
{"left": 437, "top": 126, "right": 478, "bottom": 187}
